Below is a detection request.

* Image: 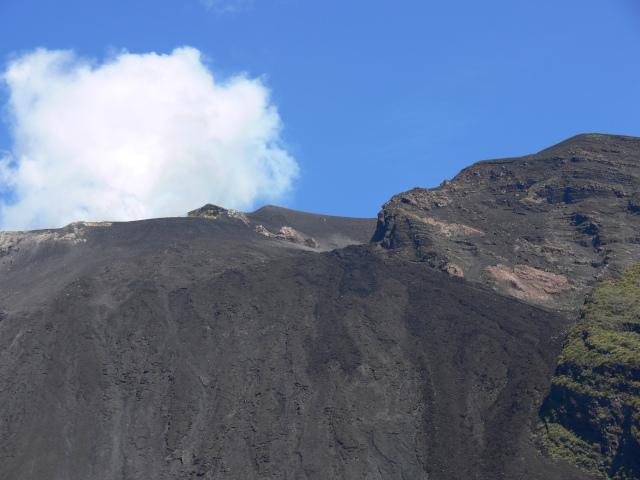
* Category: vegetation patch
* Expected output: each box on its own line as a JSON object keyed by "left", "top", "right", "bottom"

{"left": 540, "top": 264, "right": 640, "bottom": 479}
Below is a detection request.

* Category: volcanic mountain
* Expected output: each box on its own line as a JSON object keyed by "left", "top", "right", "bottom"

{"left": 0, "top": 133, "right": 638, "bottom": 479}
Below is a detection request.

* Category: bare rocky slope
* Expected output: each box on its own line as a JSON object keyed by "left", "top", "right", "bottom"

{"left": 0, "top": 134, "right": 638, "bottom": 479}
{"left": 373, "top": 133, "right": 640, "bottom": 310}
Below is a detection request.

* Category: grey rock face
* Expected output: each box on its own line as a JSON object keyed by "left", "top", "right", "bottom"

{"left": 4, "top": 135, "right": 636, "bottom": 478}
{"left": 373, "top": 134, "right": 640, "bottom": 309}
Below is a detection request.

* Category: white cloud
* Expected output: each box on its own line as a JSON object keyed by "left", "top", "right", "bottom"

{"left": 198, "top": 0, "right": 254, "bottom": 14}
{"left": 0, "top": 47, "right": 298, "bottom": 230}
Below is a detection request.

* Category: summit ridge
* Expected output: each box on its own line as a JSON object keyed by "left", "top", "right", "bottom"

{"left": 1, "top": 134, "right": 639, "bottom": 479}
{"left": 373, "top": 133, "right": 640, "bottom": 309}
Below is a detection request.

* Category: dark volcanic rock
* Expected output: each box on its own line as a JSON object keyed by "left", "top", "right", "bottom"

{"left": 188, "top": 203, "right": 230, "bottom": 219}
{"left": 254, "top": 224, "right": 319, "bottom": 248}
{"left": 5, "top": 134, "right": 639, "bottom": 479}
{"left": 373, "top": 134, "right": 640, "bottom": 309}
{"left": 0, "top": 228, "right": 591, "bottom": 479}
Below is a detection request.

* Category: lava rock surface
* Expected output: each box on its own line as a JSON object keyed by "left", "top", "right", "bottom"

{"left": 3, "top": 134, "right": 639, "bottom": 479}
{"left": 373, "top": 134, "right": 640, "bottom": 310}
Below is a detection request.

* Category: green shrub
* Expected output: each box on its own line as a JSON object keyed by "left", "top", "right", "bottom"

{"left": 540, "top": 264, "right": 640, "bottom": 479}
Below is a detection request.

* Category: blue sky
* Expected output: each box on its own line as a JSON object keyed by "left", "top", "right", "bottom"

{"left": 0, "top": 0, "right": 638, "bottom": 228}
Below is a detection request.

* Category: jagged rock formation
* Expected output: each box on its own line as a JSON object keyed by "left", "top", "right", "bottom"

{"left": 373, "top": 134, "right": 640, "bottom": 309}
{"left": 1, "top": 134, "right": 639, "bottom": 479}
{"left": 188, "top": 204, "right": 250, "bottom": 225}
{"left": 255, "top": 224, "right": 319, "bottom": 248}
{"left": 188, "top": 203, "right": 230, "bottom": 219}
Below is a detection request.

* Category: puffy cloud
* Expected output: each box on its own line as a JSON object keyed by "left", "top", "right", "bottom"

{"left": 198, "top": 0, "right": 254, "bottom": 14}
{"left": 0, "top": 47, "right": 298, "bottom": 230}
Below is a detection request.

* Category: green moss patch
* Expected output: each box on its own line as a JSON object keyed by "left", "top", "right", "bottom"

{"left": 540, "top": 264, "right": 640, "bottom": 479}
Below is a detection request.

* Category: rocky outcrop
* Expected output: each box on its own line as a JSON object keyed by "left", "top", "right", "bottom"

{"left": 484, "top": 263, "right": 573, "bottom": 303}
{"left": 187, "top": 203, "right": 228, "bottom": 219}
{"left": 372, "top": 134, "right": 640, "bottom": 309}
{"left": 188, "top": 203, "right": 250, "bottom": 224}
{"left": 255, "top": 224, "right": 319, "bottom": 248}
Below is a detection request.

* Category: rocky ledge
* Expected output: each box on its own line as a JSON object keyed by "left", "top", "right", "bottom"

{"left": 372, "top": 134, "right": 640, "bottom": 309}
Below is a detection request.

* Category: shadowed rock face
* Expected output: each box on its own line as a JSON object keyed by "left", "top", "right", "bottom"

{"left": 373, "top": 134, "right": 640, "bottom": 309}
{"left": 4, "top": 134, "right": 639, "bottom": 479}
{"left": 0, "top": 235, "right": 591, "bottom": 480}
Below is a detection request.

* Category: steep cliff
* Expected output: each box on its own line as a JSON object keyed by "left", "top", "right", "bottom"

{"left": 373, "top": 134, "right": 640, "bottom": 309}
{"left": 540, "top": 264, "right": 640, "bottom": 478}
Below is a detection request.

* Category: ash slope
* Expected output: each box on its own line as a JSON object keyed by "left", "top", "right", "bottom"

{"left": 3, "top": 135, "right": 637, "bottom": 479}
{"left": 0, "top": 228, "right": 589, "bottom": 479}
{"left": 0, "top": 207, "right": 376, "bottom": 314}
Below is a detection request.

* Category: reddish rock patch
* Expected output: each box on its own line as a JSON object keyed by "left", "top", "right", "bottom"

{"left": 485, "top": 264, "right": 573, "bottom": 302}
{"left": 402, "top": 209, "right": 484, "bottom": 237}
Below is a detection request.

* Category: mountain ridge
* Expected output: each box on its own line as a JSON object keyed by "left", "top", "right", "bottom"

{"left": 1, "top": 133, "right": 639, "bottom": 478}
{"left": 373, "top": 133, "right": 640, "bottom": 310}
